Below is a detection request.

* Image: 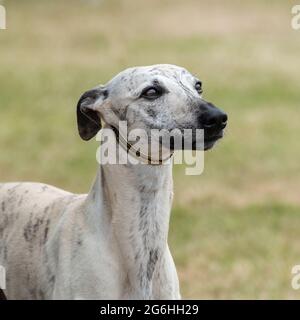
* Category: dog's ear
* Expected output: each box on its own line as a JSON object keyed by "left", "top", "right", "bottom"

{"left": 76, "top": 87, "right": 108, "bottom": 141}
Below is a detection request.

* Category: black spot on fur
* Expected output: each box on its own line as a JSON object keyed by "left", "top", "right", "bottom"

{"left": 139, "top": 185, "right": 146, "bottom": 193}
{"left": 38, "top": 289, "right": 45, "bottom": 300}
{"left": 18, "top": 197, "right": 23, "bottom": 206}
{"left": 43, "top": 219, "right": 50, "bottom": 244}
{"left": 4, "top": 246, "right": 7, "bottom": 260}
{"left": 0, "top": 289, "right": 7, "bottom": 300}
{"left": 49, "top": 275, "right": 55, "bottom": 286}
{"left": 147, "top": 249, "right": 159, "bottom": 280}
{"left": 23, "top": 217, "right": 44, "bottom": 242}
{"left": 147, "top": 108, "right": 157, "bottom": 119}
{"left": 0, "top": 215, "right": 9, "bottom": 238}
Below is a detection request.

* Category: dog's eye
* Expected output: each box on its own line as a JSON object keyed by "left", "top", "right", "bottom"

{"left": 195, "top": 81, "right": 203, "bottom": 94}
{"left": 141, "top": 86, "right": 163, "bottom": 100}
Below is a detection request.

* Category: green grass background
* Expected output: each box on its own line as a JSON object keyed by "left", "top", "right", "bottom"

{"left": 0, "top": 0, "right": 299, "bottom": 298}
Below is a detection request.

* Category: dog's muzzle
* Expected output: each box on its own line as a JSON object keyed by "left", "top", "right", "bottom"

{"left": 199, "top": 102, "right": 228, "bottom": 150}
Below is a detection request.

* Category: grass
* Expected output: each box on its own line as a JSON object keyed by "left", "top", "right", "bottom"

{"left": 0, "top": 0, "right": 300, "bottom": 298}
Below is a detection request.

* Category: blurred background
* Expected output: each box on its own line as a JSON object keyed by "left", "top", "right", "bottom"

{"left": 0, "top": 0, "right": 299, "bottom": 298}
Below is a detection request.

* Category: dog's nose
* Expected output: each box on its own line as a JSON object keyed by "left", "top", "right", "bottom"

{"left": 203, "top": 108, "right": 227, "bottom": 130}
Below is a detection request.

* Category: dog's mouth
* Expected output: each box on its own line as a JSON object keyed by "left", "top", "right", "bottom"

{"left": 188, "top": 131, "right": 224, "bottom": 151}
{"left": 203, "top": 133, "right": 224, "bottom": 151}
{"left": 112, "top": 124, "right": 225, "bottom": 153}
{"left": 165, "top": 130, "right": 224, "bottom": 151}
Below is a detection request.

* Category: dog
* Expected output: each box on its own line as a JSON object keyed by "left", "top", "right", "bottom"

{"left": 0, "top": 64, "right": 227, "bottom": 299}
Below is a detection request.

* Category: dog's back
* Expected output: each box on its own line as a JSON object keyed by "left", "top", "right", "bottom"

{"left": 0, "top": 182, "right": 75, "bottom": 299}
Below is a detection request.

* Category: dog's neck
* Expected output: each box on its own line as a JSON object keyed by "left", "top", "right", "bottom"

{"left": 88, "top": 135, "right": 173, "bottom": 299}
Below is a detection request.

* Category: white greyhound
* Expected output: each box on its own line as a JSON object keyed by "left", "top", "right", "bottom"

{"left": 0, "top": 64, "right": 227, "bottom": 299}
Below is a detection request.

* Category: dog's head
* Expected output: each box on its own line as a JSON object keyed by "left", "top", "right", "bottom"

{"left": 77, "top": 64, "right": 227, "bottom": 151}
